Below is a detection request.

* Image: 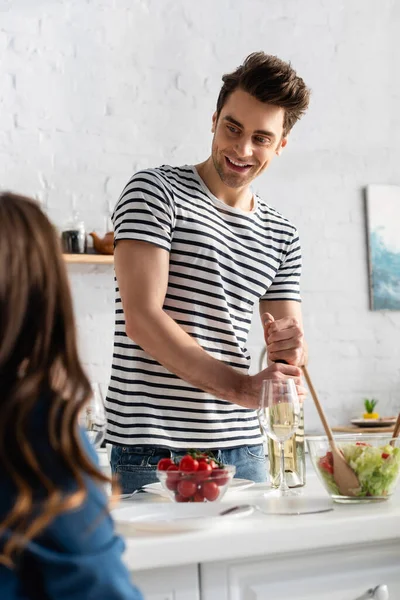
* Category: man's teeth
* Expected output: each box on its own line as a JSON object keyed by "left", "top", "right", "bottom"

{"left": 227, "top": 157, "right": 251, "bottom": 167}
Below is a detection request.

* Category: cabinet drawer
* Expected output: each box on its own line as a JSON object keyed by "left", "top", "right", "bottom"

{"left": 132, "top": 564, "right": 200, "bottom": 600}
{"left": 200, "top": 540, "right": 400, "bottom": 600}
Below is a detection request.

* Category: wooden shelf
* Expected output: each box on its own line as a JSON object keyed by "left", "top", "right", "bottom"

{"left": 63, "top": 254, "right": 114, "bottom": 264}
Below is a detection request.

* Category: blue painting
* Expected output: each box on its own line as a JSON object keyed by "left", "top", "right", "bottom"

{"left": 366, "top": 185, "right": 400, "bottom": 310}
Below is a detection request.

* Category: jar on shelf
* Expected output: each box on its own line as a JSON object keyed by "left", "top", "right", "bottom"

{"left": 61, "top": 215, "right": 86, "bottom": 254}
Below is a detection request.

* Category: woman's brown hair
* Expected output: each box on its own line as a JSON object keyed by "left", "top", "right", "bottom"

{"left": 216, "top": 52, "right": 311, "bottom": 137}
{"left": 0, "top": 192, "right": 109, "bottom": 566}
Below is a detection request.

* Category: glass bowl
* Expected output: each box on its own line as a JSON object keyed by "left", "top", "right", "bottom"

{"left": 156, "top": 465, "right": 236, "bottom": 503}
{"left": 306, "top": 434, "right": 400, "bottom": 503}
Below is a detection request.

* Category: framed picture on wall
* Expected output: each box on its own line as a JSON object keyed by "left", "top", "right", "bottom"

{"left": 365, "top": 184, "right": 400, "bottom": 310}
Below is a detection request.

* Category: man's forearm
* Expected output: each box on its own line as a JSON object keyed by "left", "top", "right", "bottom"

{"left": 125, "top": 307, "right": 251, "bottom": 407}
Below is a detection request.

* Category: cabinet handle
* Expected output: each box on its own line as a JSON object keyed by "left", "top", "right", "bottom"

{"left": 354, "top": 584, "right": 389, "bottom": 600}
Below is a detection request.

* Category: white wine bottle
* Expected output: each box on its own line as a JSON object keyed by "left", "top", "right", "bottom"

{"left": 267, "top": 358, "right": 305, "bottom": 488}
{"left": 267, "top": 404, "right": 305, "bottom": 488}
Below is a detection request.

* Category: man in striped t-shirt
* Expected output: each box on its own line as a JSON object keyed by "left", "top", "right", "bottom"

{"left": 106, "top": 52, "right": 311, "bottom": 492}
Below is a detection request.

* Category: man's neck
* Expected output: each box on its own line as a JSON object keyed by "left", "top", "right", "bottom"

{"left": 195, "top": 158, "right": 254, "bottom": 212}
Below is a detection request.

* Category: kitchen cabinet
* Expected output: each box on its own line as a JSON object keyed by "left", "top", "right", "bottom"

{"left": 131, "top": 564, "right": 199, "bottom": 600}
{"left": 122, "top": 474, "right": 400, "bottom": 600}
{"left": 200, "top": 540, "right": 400, "bottom": 599}
{"left": 130, "top": 537, "right": 400, "bottom": 600}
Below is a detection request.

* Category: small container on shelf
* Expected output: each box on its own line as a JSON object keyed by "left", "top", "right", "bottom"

{"left": 89, "top": 231, "right": 114, "bottom": 255}
{"left": 61, "top": 214, "right": 86, "bottom": 254}
{"left": 88, "top": 203, "right": 115, "bottom": 255}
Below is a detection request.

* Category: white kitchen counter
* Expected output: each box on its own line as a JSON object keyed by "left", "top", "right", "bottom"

{"left": 97, "top": 449, "right": 400, "bottom": 598}
{"left": 110, "top": 471, "right": 399, "bottom": 599}
{"left": 118, "top": 474, "right": 400, "bottom": 572}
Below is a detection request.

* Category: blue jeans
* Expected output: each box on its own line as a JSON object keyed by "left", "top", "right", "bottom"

{"left": 110, "top": 444, "right": 267, "bottom": 494}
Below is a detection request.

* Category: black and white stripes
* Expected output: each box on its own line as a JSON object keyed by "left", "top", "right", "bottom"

{"left": 105, "top": 165, "right": 301, "bottom": 449}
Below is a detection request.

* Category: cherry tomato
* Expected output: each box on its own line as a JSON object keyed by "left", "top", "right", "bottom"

{"left": 179, "top": 455, "right": 199, "bottom": 472}
{"left": 318, "top": 458, "right": 333, "bottom": 475}
{"left": 201, "top": 480, "right": 219, "bottom": 501}
{"left": 212, "top": 468, "right": 230, "bottom": 486}
{"left": 166, "top": 464, "right": 180, "bottom": 491}
{"left": 177, "top": 478, "right": 198, "bottom": 498}
{"left": 157, "top": 458, "right": 174, "bottom": 471}
{"left": 175, "top": 493, "right": 190, "bottom": 502}
{"left": 195, "top": 461, "right": 213, "bottom": 480}
{"left": 318, "top": 451, "right": 334, "bottom": 474}
{"left": 167, "top": 464, "right": 179, "bottom": 473}
{"left": 192, "top": 491, "right": 205, "bottom": 502}
{"left": 208, "top": 460, "right": 218, "bottom": 469}
{"left": 382, "top": 452, "right": 390, "bottom": 459}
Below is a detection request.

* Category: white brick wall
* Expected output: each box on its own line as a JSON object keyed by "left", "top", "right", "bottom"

{"left": 1, "top": 0, "right": 400, "bottom": 432}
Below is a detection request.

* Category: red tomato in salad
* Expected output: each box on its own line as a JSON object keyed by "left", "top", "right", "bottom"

{"left": 318, "top": 453, "right": 334, "bottom": 474}
{"left": 382, "top": 452, "right": 390, "bottom": 459}
{"left": 179, "top": 455, "right": 199, "bottom": 472}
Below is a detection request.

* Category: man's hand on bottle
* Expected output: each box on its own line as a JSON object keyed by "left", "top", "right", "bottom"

{"left": 246, "top": 362, "right": 307, "bottom": 409}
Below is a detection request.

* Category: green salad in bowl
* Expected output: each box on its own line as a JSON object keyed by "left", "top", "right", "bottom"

{"left": 307, "top": 435, "right": 400, "bottom": 503}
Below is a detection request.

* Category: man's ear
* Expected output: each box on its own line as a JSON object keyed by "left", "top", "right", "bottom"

{"left": 211, "top": 111, "right": 217, "bottom": 133}
{"left": 276, "top": 137, "right": 288, "bottom": 156}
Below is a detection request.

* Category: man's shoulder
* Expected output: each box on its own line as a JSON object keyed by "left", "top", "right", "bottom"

{"left": 116, "top": 165, "right": 199, "bottom": 214}
{"left": 256, "top": 195, "right": 298, "bottom": 235}
{"left": 130, "top": 164, "right": 196, "bottom": 188}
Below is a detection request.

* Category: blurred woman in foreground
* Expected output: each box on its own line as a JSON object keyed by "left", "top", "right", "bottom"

{"left": 0, "top": 193, "right": 143, "bottom": 599}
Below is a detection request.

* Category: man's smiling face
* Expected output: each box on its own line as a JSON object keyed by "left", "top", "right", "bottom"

{"left": 211, "top": 89, "right": 287, "bottom": 189}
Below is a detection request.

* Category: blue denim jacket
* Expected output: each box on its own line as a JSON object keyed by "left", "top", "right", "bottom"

{"left": 0, "top": 417, "right": 143, "bottom": 600}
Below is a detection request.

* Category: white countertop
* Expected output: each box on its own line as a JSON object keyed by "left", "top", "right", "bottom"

{"left": 112, "top": 471, "right": 400, "bottom": 572}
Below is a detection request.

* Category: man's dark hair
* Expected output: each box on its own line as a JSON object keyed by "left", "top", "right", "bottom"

{"left": 216, "top": 52, "right": 311, "bottom": 137}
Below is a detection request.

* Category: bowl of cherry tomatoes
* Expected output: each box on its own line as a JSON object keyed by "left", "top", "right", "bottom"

{"left": 156, "top": 451, "right": 236, "bottom": 503}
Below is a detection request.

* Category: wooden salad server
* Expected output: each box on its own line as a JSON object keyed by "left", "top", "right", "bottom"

{"left": 302, "top": 366, "right": 361, "bottom": 496}
{"left": 390, "top": 413, "right": 400, "bottom": 448}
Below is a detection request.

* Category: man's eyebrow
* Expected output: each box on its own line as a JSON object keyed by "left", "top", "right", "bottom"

{"left": 223, "top": 116, "right": 276, "bottom": 139}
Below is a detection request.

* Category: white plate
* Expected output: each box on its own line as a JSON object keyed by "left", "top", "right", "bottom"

{"left": 112, "top": 502, "right": 254, "bottom": 533}
{"left": 351, "top": 418, "right": 396, "bottom": 428}
{"left": 142, "top": 478, "right": 255, "bottom": 498}
{"left": 257, "top": 496, "right": 334, "bottom": 515}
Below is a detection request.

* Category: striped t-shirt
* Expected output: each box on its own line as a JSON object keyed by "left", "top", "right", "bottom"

{"left": 105, "top": 165, "right": 302, "bottom": 450}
